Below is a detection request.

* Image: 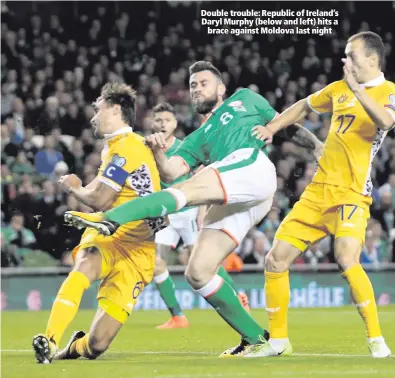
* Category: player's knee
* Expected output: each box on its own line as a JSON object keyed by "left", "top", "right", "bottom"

{"left": 88, "top": 335, "right": 110, "bottom": 358}
{"left": 73, "top": 259, "right": 99, "bottom": 283}
{"left": 184, "top": 263, "right": 213, "bottom": 289}
{"left": 154, "top": 256, "right": 166, "bottom": 276}
{"left": 264, "top": 250, "right": 290, "bottom": 273}
{"left": 335, "top": 253, "right": 360, "bottom": 272}
{"left": 334, "top": 238, "right": 361, "bottom": 272}
{"left": 74, "top": 247, "right": 101, "bottom": 276}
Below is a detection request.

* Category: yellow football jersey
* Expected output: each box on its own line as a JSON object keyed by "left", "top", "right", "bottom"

{"left": 98, "top": 127, "right": 164, "bottom": 242}
{"left": 307, "top": 74, "right": 395, "bottom": 196}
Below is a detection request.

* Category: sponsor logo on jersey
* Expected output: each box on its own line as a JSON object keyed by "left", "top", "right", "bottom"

{"left": 111, "top": 154, "right": 126, "bottom": 167}
{"left": 228, "top": 100, "right": 243, "bottom": 107}
{"left": 346, "top": 97, "right": 358, "bottom": 108}
{"left": 338, "top": 94, "right": 348, "bottom": 103}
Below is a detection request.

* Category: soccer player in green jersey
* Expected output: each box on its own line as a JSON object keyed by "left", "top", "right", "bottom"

{"left": 66, "top": 62, "right": 323, "bottom": 357}
{"left": 151, "top": 102, "right": 250, "bottom": 329}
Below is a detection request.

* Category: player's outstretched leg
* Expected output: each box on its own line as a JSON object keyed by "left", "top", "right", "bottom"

{"left": 32, "top": 248, "right": 101, "bottom": 364}
{"left": 185, "top": 229, "right": 276, "bottom": 358}
{"left": 56, "top": 304, "right": 123, "bottom": 360}
{"left": 263, "top": 240, "right": 302, "bottom": 356}
{"left": 154, "top": 249, "right": 189, "bottom": 329}
{"left": 65, "top": 188, "right": 188, "bottom": 235}
{"left": 335, "top": 237, "right": 391, "bottom": 358}
{"left": 64, "top": 168, "right": 225, "bottom": 235}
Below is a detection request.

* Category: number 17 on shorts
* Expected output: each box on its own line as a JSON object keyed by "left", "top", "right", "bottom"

{"left": 335, "top": 204, "right": 369, "bottom": 243}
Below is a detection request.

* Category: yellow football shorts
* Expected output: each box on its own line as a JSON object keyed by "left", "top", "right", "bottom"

{"left": 72, "top": 229, "right": 155, "bottom": 323}
{"left": 275, "top": 183, "right": 372, "bottom": 252}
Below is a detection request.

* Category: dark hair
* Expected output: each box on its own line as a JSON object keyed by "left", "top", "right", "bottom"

{"left": 100, "top": 82, "right": 137, "bottom": 126}
{"left": 12, "top": 211, "right": 24, "bottom": 218}
{"left": 188, "top": 61, "right": 222, "bottom": 80}
{"left": 152, "top": 102, "right": 175, "bottom": 115}
{"left": 348, "top": 32, "right": 385, "bottom": 68}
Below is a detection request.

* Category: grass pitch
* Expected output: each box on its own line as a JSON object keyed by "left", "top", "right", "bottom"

{"left": 2, "top": 306, "right": 394, "bottom": 378}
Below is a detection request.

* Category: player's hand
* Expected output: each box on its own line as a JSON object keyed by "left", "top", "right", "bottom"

{"left": 251, "top": 126, "right": 274, "bottom": 144}
{"left": 59, "top": 174, "right": 82, "bottom": 193}
{"left": 145, "top": 133, "right": 167, "bottom": 152}
{"left": 342, "top": 58, "right": 360, "bottom": 93}
{"left": 313, "top": 142, "right": 324, "bottom": 161}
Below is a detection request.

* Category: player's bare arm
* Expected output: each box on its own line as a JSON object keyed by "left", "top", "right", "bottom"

{"left": 145, "top": 132, "right": 189, "bottom": 183}
{"left": 281, "top": 123, "right": 324, "bottom": 160}
{"left": 59, "top": 174, "right": 117, "bottom": 211}
{"left": 251, "top": 100, "right": 311, "bottom": 143}
{"left": 342, "top": 58, "right": 395, "bottom": 130}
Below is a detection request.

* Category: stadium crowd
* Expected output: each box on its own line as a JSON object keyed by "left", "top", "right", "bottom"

{"left": 1, "top": 1, "right": 395, "bottom": 268}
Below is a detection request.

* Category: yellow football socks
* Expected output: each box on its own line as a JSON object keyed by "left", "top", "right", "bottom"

{"left": 343, "top": 264, "right": 382, "bottom": 338}
{"left": 45, "top": 271, "right": 91, "bottom": 346}
{"left": 265, "top": 271, "right": 290, "bottom": 339}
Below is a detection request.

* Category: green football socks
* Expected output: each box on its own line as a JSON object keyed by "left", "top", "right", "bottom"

{"left": 105, "top": 189, "right": 184, "bottom": 225}
{"left": 196, "top": 274, "right": 266, "bottom": 344}
{"left": 154, "top": 270, "right": 183, "bottom": 316}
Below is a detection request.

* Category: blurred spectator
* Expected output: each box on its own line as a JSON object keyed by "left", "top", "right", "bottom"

{"left": 304, "top": 112, "right": 323, "bottom": 132}
{"left": 302, "top": 237, "right": 331, "bottom": 266}
{"left": 2, "top": 211, "right": 36, "bottom": 250}
{"left": 34, "top": 135, "right": 64, "bottom": 176}
{"left": 240, "top": 229, "right": 271, "bottom": 266}
{"left": 10, "top": 97, "right": 26, "bottom": 139}
{"left": 367, "top": 220, "right": 391, "bottom": 262}
{"left": 361, "top": 233, "right": 383, "bottom": 266}
{"left": 5, "top": 117, "right": 23, "bottom": 144}
{"left": 10, "top": 151, "right": 34, "bottom": 176}
{"left": 1, "top": 124, "right": 19, "bottom": 158}
{"left": 1, "top": 83, "right": 15, "bottom": 117}
{"left": 21, "top": 128, "right": 38, "bottom": 164}
{"left": 371, "top": 192, "right": 394, "bottom": 234}
{"left": 34, "top": 180, "right": 63, "bottom": 258}
{"left": 260, "top": 209, "right": 281, "bottom": 243}
{"left": 1, "top": 232, "right": 21, "bottom": 267}
{"left": 36, "top": 96, "right": 61, "bottom": 135}
{"left": 60, "top": 103, "right": 85, "bottom": 137}
{"left": 379, "top": 173, "right": 395, "bottom": 206}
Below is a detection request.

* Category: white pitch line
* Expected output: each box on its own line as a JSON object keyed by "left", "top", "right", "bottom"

{"left": 158, "top": 372, "right": 395, "bottom": 378}
{"left": 161, "top": 376, "right": 239, "bottom": 378}
{"left": 1, "top": 350, "right": 394, "bottom": 358}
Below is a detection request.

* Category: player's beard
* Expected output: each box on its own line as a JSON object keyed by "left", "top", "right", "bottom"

{"left": 193, "top": 95, "right": 218, "bottom": 115}
{"left": 91, "top": 119, "right": 101, "bottom": 137}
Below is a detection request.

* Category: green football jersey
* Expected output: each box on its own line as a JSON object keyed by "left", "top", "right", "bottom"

{"left": 174, "top": 88, "right": 277, "bottom": 170}
{"left": 161, "top": 137, "right": 191, "bottom": 189}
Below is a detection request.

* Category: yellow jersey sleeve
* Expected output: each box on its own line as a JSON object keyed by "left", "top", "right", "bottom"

{"left": 99, "top": 135, "right": 154, "bottom": 192}
{"left": 383, "top": 83, "right": 395, "bottom": 125}
{"left": 307, "top": 82, "right": 339, "bottom": 114}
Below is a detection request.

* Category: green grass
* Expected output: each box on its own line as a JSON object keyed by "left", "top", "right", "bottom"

{"left": 2, "top": 306, "right": 395, "bottom": 378}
